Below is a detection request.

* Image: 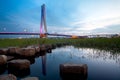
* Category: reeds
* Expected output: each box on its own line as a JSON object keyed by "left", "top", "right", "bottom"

{"left": 0, "top": 37, "right": 120, "bottom": 52}
{"left": 69, "top": 37, "right": 120, "bottom": 52}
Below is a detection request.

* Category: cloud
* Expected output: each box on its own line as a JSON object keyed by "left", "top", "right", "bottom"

{"left": 92, "top": 24, "right": 120, "bottom": 34}
{"left": 69, "top": 0, "right": 120, "bottom": 34}
{"left": 72, "top": 17, "right": 120, "bottom": 31}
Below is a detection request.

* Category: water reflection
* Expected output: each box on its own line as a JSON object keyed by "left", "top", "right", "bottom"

{"left": 77, "top": 48, "right": 120, "bottom": 65}
{"left": 41, "top": 55, "right": 46, "bottom": 76}
{"left": 51, "top": 46, "right": 120, "bottom": 80}
{"left": 30, "top": 46, "right": 120, "bottom": 80}
{"left": 62, "top": 46, "right": 120, "bottom": 66}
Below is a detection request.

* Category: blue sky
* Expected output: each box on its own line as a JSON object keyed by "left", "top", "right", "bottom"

{"left": 0, "top": 0, "right": 120, "bottom": 35}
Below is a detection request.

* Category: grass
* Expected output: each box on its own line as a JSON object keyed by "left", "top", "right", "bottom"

{"left": 70, "top": 37, "right": 120, "bottom": 52}
{"left": 0, "top": 38, "right": 68, "bottom": 48}
{"left": 0, "top": 37, "right": 120, "bottom": 52}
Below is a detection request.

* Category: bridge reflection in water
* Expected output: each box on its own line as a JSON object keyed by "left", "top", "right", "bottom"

{"left": 41, "top": 55, "right": 46, "bottom": 76}
{"left": 39, "top": 48, "right": 88, "bottom": 80}
{"left": 1, "top": 46, "right": 119, "bottom": 80}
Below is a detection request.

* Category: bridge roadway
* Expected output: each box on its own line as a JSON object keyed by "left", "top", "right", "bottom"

{"left": 0, "top": 32, "right": 88, "bottom": 38}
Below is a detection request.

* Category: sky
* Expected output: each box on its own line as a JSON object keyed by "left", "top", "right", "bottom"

{"left": 0, "top": 0, "right": 120, "bottom": 36}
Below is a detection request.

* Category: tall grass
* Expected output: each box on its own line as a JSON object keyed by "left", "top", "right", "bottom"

{"left": 0, "top": 38, "right": 68, "bottom": 48}
{"left": 69, "top": 37, "right": 120, "bottom": 52}
{"left": 0, "top": 37, "right": 120, "bottom": 52}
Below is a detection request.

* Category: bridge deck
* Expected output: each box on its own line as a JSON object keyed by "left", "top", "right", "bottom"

{"left": 0, "top": 32, "right": 88, "bottom": 38}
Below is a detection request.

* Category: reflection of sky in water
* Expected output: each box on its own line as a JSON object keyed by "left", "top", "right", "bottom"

{"left": 29, "top": 46, "right": 120, "bottom": 80}
{"left": 56, "top": 46, "right": 120, "bottom": 65}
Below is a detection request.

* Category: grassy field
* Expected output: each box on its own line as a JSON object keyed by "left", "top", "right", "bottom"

{"left": 0, "top": 37, "right": 120, "bottom": 52}
{"left": 70, "top": 37, "right": 120, "bottom": 52}
{"left": 0, "top": 38, "right": 68, "bottom": 48}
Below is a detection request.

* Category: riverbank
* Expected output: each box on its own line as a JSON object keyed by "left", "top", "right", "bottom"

{"left": 0, "top": 38, "right": 120, "bottom": 80}
{"left": 0, "top": 37, "right": 120, "bottom": 52}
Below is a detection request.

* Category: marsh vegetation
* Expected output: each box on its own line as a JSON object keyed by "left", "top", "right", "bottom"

{"left": 0, "top": 37, "right": 120, "bottom": 52}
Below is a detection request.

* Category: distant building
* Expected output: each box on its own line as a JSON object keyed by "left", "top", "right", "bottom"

{"left": 88, "top": 34, "right": 119, "bottom": 38}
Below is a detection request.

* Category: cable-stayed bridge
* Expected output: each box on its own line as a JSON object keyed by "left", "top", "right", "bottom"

{"left": 0, "top": 4, "right": 88, "bottom": 38}
{"left": 1, "top": 4, "right": 117, "bottom": 38}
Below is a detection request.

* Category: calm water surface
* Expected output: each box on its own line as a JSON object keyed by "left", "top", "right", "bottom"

{"left": 25, "top": 46, "right": 120, "bottom": 80}
{"left": 6, "top": 46, "right": 120, "bottom": 80}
